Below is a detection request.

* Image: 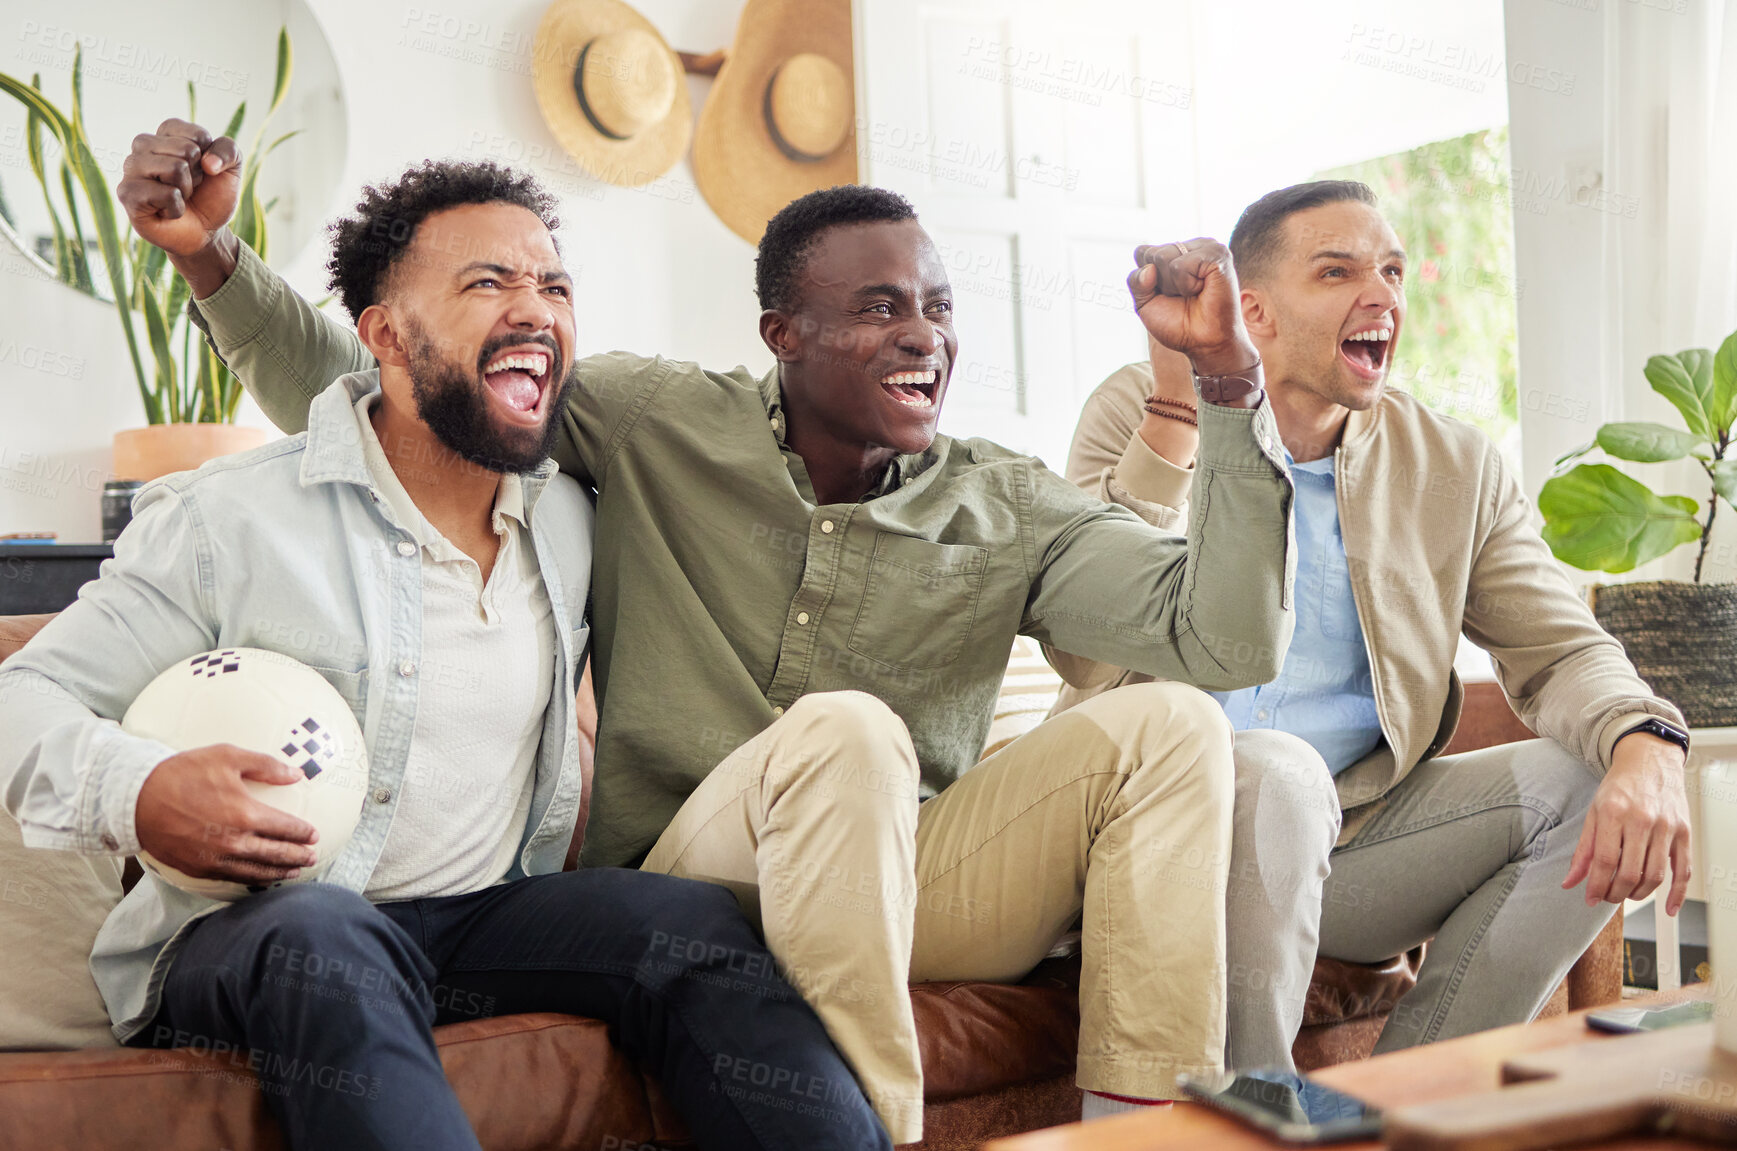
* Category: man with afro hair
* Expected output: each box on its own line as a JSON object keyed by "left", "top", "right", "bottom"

{"left": 10, "top": 145, "right": 896, "bottom": 1151}
{"left": 120, "top": 115, "right": 1298, "bottom": 1137}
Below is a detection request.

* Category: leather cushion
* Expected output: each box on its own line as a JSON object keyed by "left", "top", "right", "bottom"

{"left": 0, "top": 613, "right": 56, "bottom": 663}
{"left": 0, "top": 1014, "right": 669, "bottom": 1151}
{"left": 1302, "top": 948, "right": 1424, "bottom": 1026}
{"left": 912, "top": 958, "right": 1082, "bottom": 1102}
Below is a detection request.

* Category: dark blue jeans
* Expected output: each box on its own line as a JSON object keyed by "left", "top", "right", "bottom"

{"left": 136, "top": 870, "right": 891, "bottom": 1151}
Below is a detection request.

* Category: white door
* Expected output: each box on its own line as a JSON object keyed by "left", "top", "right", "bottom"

{"left": 855, "top": 0, "right": 1200, "bottom": 468}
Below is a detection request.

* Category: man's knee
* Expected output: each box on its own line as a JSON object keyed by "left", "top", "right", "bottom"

{"left": 1092, "top": 681, "right": 1236, "bottom": 794}
{"left": 1233, "top": 729, "right": 1343, "bottom": 838}
{"left": 1505, "top": 739, "right": 1602, "bottom": 823}
{"left": 630, "top": 875, "right": 784, "bottom": 985}
{"left": 218, "top": 885, "right": 413, "bottom": 980}
{"left": 778, "top": 691, "right": 920, "bottom": 793}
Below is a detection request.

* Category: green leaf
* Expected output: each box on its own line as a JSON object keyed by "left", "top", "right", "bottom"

{"left": 1551, "top": 441, "right": 1595, "bottom": 475}
{"left": 268, "top": 27, "right": 293, "bottom": 119}
{"left": 1715, "top": 459, "right": 1737, "bottom": 511}
{"left": 1595, "top": 422, "right": 1704, "bottom": 463}
{"left": 262, "top": 128, "right": 300, "bottom": 157}
{"left": 22, "top": 92, "right": 75, "bottom": 288}
{"left": 137, "top": 278, "right": 180, "bottom": 419}
{"left": 1645, "top": 351, "right": 1717, "bottom": 440}
{"left": 1715, "top": 330, "right": 1737, "bottom": 438}
{"left": 0, "top": 70, "right": 72, "bottom": 137}
{"left": 186, "top": 79, "right": 196, "bottom": 121}
{"left": 63, "top": 46, "right": 157, "bottom": 420}
{"left": 221, "top": 100, "right": 247, "bottom": 143}
{"left": 1538, "top": 463, "right": 1703, "bottom": 573}
{"left": 57, "top": 161, "right": 94, "bottom": 294}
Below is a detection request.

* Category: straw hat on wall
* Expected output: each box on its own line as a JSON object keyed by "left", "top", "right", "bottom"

{"left": 691, "top": 0, "right": 859, "bottom": 244}
{"left": 531, "top": 0, "right": 693, "bottom": 187}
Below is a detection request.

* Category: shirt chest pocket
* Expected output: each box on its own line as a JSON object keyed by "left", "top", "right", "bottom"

{"left": 848, "top": 535, "right": 988, "bottom": 671}
{"left": 308, "top": 665, "right": 369, "bottom": 715}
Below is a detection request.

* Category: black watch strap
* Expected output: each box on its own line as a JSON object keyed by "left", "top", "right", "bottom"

{"left": 1616, "top": 717, "right": 1690, "bottom": 755}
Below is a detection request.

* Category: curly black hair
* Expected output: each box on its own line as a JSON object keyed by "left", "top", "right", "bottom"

{"left": 754, "top": 185, "right": 918, "bottom": 313}
{"left": 325, "top": 160, "right": 560, "bottom": 322}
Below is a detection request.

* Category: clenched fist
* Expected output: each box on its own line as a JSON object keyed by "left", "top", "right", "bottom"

{"left": 118, "top": 118, "right": 243, "bottom": 296}
{"left": 1128, "top": 239, "right": 1260, "bottom": 381}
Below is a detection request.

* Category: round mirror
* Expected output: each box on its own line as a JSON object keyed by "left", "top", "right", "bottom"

{"left": 1, "top": 0, "right": 347, "bottom": 279}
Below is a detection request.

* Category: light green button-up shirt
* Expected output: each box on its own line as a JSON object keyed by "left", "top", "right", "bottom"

{"left": 192, "top": 243, "right": 1296, "bottom": 867}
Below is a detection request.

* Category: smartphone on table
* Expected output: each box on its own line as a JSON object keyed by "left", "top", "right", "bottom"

{"left": 1585, "top": 999, "right": 1714, "bottom": 1034}
{"left": 1178, "top": 1068, "right": 1382, "bottom": 1144}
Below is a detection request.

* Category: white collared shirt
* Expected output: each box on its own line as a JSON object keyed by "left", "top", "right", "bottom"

{"left": 354, "top": 393, "right": 555, "bottom": 901}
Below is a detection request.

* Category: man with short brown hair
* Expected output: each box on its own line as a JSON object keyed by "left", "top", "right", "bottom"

{"left": 1049, "top": 179, "right": 1692, "bottom": 1073}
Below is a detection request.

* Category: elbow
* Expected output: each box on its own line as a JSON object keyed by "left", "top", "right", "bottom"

{"left": 1190, "top": 617, "right": 1291, "bottom": 691}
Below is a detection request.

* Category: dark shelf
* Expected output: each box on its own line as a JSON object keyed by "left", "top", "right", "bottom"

{"left": 0, "top": 543, "right": 114, "bottom": 615}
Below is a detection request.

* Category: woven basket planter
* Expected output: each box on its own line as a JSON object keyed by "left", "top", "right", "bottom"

{"left": 1591, "top": 580, "right": 1737, "bottom": 728}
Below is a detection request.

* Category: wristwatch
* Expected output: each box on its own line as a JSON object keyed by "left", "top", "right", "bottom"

{"left": 1192, "top": 355, "right": 1265, "bottom": 407}
{"left": 1615, "top": 717, "right": 1691, "bottom": 756}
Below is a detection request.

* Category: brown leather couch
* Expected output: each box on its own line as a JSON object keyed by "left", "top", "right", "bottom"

{"left": 0, "top": 614, "right": 1622, "bottom": 1150}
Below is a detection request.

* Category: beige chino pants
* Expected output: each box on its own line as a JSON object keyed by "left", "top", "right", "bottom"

{"left": 642, "top": 682, "right": 1235, "bottom": 1144}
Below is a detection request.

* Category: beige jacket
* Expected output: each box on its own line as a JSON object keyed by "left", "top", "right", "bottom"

{"left": 1048, "top": 362, "right": 1685, "bottom": 840}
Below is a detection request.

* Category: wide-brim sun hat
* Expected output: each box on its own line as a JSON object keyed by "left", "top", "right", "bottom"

{"left": 692, "top": 0, "right": 859, "bottom": 244}
{"left": 532, "top": 0, "right": 693, "bottom": 187}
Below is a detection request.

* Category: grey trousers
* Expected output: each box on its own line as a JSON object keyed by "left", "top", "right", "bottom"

{"left": 1224, "top": 731, "right": 1617, "bottom": 1070}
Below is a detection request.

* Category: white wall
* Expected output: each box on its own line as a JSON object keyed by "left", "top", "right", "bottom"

{"left": 1506, "top": 0, "right": 1737, "bottom": 584}
{"left": 1504, "top": 0, "right": 1618, "bottom": 500}
{"left": 0, "top": 0, "right": 763, "bottom": 541}
{"left": 1189, "top": 0, "right": 1510, "bottom": 238}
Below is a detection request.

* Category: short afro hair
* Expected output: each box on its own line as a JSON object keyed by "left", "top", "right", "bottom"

{"left": 755, "top": 185, "right": 918, "bottom": 312}
{"left": 1229, "top": 180, "right": 1379, "bottom": 285}
{"left": 325, "top": 160, "right": 560, "bottom": 323}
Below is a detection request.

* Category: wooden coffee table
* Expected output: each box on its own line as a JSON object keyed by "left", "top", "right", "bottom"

{"left": 986, "top": 988, "right": 1707, "bottom": 1151}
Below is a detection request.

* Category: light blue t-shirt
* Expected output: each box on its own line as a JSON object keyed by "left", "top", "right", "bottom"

{"left": 1213, "top": 451, "right": 1384, "bottom": 773}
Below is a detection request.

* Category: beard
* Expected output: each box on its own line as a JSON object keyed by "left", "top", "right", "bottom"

{"left": 402, "top": 323, "right": 576, "bottom": 474}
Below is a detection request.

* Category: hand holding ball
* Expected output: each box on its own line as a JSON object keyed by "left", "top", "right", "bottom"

{"left": 125, "top": 648, "right": 368, "bottom": 901}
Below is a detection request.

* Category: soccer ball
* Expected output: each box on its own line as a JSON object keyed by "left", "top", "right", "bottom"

{"left": 121, "top": 647, "right": 368, "bottom": 902}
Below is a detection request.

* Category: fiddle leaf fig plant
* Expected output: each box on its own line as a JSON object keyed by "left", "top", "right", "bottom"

{"left": 1541, "top": 330, "right": 1737, "bottom": 581}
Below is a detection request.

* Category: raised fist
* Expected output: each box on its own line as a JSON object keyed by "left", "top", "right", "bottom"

{"left": 1127, "top": 239, "right": 1258, "bottom": 378}
{"left": 118, "top": 118, "right": 242, "bottom": 260}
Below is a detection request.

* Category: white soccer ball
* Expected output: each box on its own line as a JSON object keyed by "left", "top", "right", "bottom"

{"left": 121, "top": 647, "right": 368, "bottom": 902}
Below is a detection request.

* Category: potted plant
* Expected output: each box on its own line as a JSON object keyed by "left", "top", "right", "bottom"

{"left": 1539, "top": 330, "right": 1737, "bottom": 726}
{"left": 0, "top": 29, "right": 296, "bottom": 481}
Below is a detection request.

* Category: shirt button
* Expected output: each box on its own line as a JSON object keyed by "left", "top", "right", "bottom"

{"left": 396, "top": 540, "right": 416, "bottom": 557}
{"left": 1260, "top": 434, "right": 1274, "bottom": 452}
{"left": 769, "top": 417, "right": 780, "bottom": 431}
{"left": 398, "top": 660, "right": 417, "bottom": 677}
{"left": 1257, "top": 709, "right": 1270, "bottom": 721}
{"left": 100, "top": 833, "right": 119, "bottom": 851}
{"left": 820, "top": 520, "right": 835, "bottom": 534}
{"left": 772, "top": 706, "right": 785, "bottom": 717}
{"left": 373, "top": 787, "right": 393, "bottom": 805}
{"left": 796, "top": 611, "right": 810, "bottom": 625}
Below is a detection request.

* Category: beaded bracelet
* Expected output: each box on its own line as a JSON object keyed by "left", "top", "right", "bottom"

{"left": 1142, "top": 395, "right": 1199, "bottom": 427}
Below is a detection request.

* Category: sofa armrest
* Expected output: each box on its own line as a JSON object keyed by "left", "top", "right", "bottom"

{"left": 1566, "top": 908, "right": 1624, "bottom": 1010}
{"left": 0, "top": 614, "right": 58, "bottom": 664}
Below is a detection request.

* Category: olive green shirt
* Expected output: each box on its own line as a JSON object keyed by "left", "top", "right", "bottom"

{"left": 191, "top": 243, "right": 1296, "bottom": 867}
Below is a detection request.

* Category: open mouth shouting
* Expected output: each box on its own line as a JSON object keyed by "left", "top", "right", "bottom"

{"left": 480, "top": 344, "right": 557, "bottom": 425}
{"left": 880, "top": 368, "right": 940, "bottom": 410}
{"left": 1339, "top": 324, "right": 1393, "bottom": 383}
